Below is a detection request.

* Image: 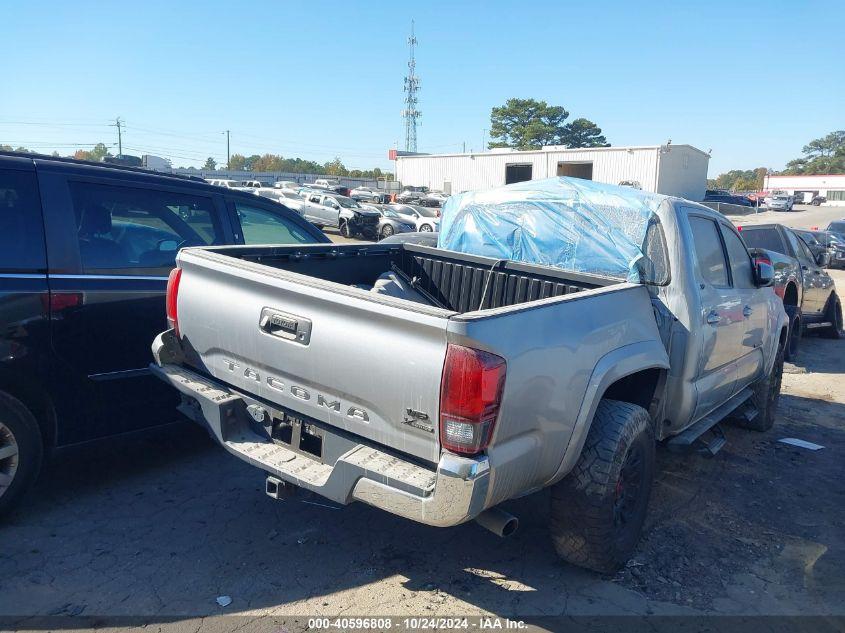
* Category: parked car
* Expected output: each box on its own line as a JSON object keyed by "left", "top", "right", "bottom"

{"left": 0, "top": 151, "right": 330, "bottom": 516}
{"left": 376, "top": 207, "right": 417, "bottom": 239}
{"left": 274, "top": 180, "right": 299, "bottom": 190}
{"left": 254, "top": 187, "right": 327, "bottom": 219}
{"left": 740, "top": 223, "right": 840, "bottom": 359}
{"left": 826, "top": 220, "right": 845, "bottom": 234}
{"left": 152, "top": 185, "right": 788, "bottom": 574}
{"left": 350, "top": 186, "right": 390, "bottom": 204}
{"left": 767, "top": 194, "right": 794, "bottom": 212}
{"left": 311, "top": 179, "right": 350, "bottom": 197}
{"left": 811, "top": 195, "right": 827, "bottom": 206}
{"left": 703, "top": 190, "right": 755, "bottom": 207}
{"left": 396, "top": 186, "right": 429, "bottom": 203}
{"left": 793, "top": 229, "right": 833, "bottom": 263}
{"left": 303, "top": 191, "right": 381, "bottom": 239}
{"left": 238, "top": 180, "right": 263, "bottom": 189}
{"left": 420, "top": 191, "right": 448, "bottom": 207}
{"left": 810, "top": 230, "right": 845, "bottom": 269}
{"left": 389, "top": 203, "right": 440, "bottom": 232}
{"left": 206, "top": 178, "right": 240, "bottom": 189}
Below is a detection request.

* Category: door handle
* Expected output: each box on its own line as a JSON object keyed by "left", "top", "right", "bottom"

{"left": 743, "top": 305, "right": 753, "bottom": 318}
{"left": 706, "top": 311, "right": 720, "bottom": 325}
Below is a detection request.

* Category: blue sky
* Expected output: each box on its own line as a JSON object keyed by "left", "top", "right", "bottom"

{"left": 2, "top": 0, "right": 843, "bottom": 176}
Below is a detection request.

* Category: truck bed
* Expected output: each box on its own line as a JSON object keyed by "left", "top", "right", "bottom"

{"left": 200, "top": 242, "right": 618, "bottom": 313}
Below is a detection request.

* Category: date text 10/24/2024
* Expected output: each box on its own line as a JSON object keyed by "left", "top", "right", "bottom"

{"left": 306, "top": 617, "right": 528, "bottom": 630}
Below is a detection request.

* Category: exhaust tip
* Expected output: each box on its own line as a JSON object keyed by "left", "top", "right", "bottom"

{"left": 475, "top": 507, "right": 519, "bottom": 538}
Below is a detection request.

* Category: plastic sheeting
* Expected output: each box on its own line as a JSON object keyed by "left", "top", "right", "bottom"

{"left": 437, "top": 177, "right": 668, "bottom": 282}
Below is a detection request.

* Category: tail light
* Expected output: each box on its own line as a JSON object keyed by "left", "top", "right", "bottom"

{"left": 166, "top": 267, "right": 182, "bottom": 336}
{"left": 439, "top": 344, "right": 506, "bottom": 455}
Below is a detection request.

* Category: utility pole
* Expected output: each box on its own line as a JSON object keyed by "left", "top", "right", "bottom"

{"left": 113, "top": 117, "right": 123, "bottom": 156}
{"left": 224, "top": 130, "right": 230, "bottom": 170}
{"left": 482, "top": 128, "right": 487, "bottom": 151}
{"left": 462, "top": 141, "right": 466, "bottom": 153}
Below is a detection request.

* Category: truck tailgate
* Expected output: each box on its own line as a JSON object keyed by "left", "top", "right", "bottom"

{"left": 175, "top": 250, "right": 453, "bottom": 463}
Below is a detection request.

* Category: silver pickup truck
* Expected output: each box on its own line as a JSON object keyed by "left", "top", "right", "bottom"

{"left": 151, "top": 198, "right": 787, "bottom": 572}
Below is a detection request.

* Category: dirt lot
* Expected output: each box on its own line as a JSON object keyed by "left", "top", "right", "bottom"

{"left": 1, "top": 221, "right": 844, "bottom": 621}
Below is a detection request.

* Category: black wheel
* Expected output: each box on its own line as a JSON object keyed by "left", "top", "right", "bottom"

{"left": 0, "top": 392, "right": 43, "bottom": 518}
{"left": 734, "top": 340, "right": 783, "bottom": 432}
{"left": 820, "top": 294, "right": 843, "bottom": 339}
{"left": 783, "top": 305, "right": 802, "bottom": 362}
{"left": 420, "top": 224, "right": 433, "bottom": 232}
{"left": 381, "top": 224, "right": 395, "bottom": 239}
{"left": 550, "top": 399, "right": 655, "bottom": 573}
{"left": 339, "top": 221, "right": 353, "bottom": 239}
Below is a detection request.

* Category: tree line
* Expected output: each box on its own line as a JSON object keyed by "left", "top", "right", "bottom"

{"left": 201, "top": 154, "right": 392, "bottom": 179}
{"left": 709, "top": 130, "right": 845, "bottom": 191}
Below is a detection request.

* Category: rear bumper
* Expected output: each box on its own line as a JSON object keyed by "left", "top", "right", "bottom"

{"left": 150, "top": 330, "right": 490, "bottom": 527}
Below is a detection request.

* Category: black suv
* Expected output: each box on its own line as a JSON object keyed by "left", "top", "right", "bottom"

{"left": 0, "top": 152, "right": 329, "bottom": 515}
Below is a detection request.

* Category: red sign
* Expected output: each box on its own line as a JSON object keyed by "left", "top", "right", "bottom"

{"left": 388, "top": 149, "right": 397, "bottom": 160}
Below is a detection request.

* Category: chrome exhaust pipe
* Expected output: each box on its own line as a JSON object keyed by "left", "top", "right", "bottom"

{"left": 475, "top": 507, "right": 519, "bottom": 537}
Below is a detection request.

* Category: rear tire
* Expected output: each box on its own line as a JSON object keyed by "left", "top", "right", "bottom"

{"left": 783, "top": 305, "right": 802, "bottom": 361}
{"left": 820, "top": 294, "right": 843, "bottom": 339}
{"left": 549, "top": 399, "right": 655, "bottom": 573}
{"left": 0, "top": 392, "right": 43, "bottom": 518}
{"left": 381, "top": 224, "right": 395, "bottom": 239}
{"left": 734, "top": 341, "right": 783, "bottom": 432}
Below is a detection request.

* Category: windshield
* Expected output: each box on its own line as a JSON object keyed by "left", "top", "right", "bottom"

{"left": 337, "top": 197, "right": 359, "bottom": 208}
{"left": 828, "top": 221, "right": 845, "bottom": 233}
{"left": 415, "top": 206, "right": 438, "bottom": 218}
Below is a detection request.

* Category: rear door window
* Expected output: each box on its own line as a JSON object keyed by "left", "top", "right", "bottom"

{"left": 68, "top": 181, "right": 223, "bottom": 273}
{"left": 0, "top": 168, "right": 46, "bottom": 272}
{"left": 689, "top": 216, "right": 729, "bottom": 287}
{"left": 720, "top": 224, "right": 755, "bottom": 289}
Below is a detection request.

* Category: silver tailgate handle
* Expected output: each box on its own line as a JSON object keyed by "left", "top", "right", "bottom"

{"left": 259, "top": 308, "right": 312, "bottom": 344}
{"left": 706, "top": 311, "right": 720, "bottom": 325}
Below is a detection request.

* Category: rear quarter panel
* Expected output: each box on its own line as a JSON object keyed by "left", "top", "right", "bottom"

{"left": 447, "top": 283, "right": 668, "bottom": 507}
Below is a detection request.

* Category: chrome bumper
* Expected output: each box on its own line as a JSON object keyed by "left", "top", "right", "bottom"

{"left": 150, "top": 330, "right": 490, "bottom": 527}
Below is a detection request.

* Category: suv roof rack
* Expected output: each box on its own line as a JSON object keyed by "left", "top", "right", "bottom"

{"left": 0, "top": 150, "right": 208, "bottom": 183}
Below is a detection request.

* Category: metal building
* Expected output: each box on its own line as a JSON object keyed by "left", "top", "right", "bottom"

{"left": 763, "top": 173, "right": 845, "bottom": 205}
{"left": 395, "top": 144, "right": 710, "bottom": 201}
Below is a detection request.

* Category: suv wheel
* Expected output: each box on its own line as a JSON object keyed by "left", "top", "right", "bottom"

{"left": 549, "top": 399, "right": 655, "bottom": 573}
{"left": 0, "top": 392, "right": 43, "bottom": 517}
{"left": 784, "top": 305, "right": 802, "bottom": 361}
{"left": 821, "top": 294, "right": 844, "bottom": 339}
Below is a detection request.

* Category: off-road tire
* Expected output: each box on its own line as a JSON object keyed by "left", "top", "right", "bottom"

{"left": 549, "top": 399, "right": 655, "bottom": 573}
{"left": 784, "top": 305, "right": 802, "bottom": 361}
{"left": 734, "top": 341, "right": 784, "bottom": 432}
{"left": 820, "top": 294, "right": 843, "bottom": 339}
{"left": 0, "top": 392, "right": 43, "bottom": 518}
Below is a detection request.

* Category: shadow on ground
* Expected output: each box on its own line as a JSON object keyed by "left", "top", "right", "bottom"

{"left": 1, "top": 392, "right": 843, "bottom": 618}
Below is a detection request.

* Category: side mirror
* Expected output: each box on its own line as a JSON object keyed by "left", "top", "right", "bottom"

{"left": 816, "top": 251, "right": 831, "bottom": 267}
{"left": 755, "top": 260, "right": 775, "bottom": 287}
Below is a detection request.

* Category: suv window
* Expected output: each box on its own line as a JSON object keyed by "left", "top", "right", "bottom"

{"left": 689, "top": 216, "right": 729, "bottom": 287}
{"left": 68, "top": 181, "right": 223, "bottom": 272}
{"left": 0, "top": 169, "right": 46, "bottom": 272}
{"left": 740, "top": 227, "right": 786, "bottom": 254}
{"left": 234, "top": 201, "right": 316, "bottom": 245}
{"left": 720, "top": 224, "right": 755, "bottom": 289}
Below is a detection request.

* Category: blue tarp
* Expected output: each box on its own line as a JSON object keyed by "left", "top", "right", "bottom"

{"left": 437, "top": 177, "right": 668, "bottom": 282}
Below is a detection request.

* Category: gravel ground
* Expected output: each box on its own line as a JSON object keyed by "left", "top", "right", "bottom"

{"left": 1, "top": 215, "right": 844, "bottom": 623}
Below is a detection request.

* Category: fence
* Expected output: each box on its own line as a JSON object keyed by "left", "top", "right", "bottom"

{"left": 173, "top": 169, "right": 401, "bottom": 192}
